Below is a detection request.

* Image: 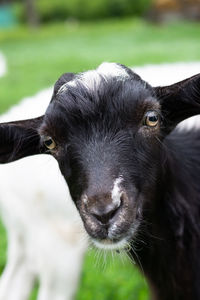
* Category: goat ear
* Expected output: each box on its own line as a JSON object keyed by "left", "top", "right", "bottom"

{"left": 0, "top": 116, "right": 44, "bottom": 163}
{"left": 154, "top": 73, "right": 200, "bottom": 133}
{"left": 52, "top": 72, "right": 75, "bottom": 99}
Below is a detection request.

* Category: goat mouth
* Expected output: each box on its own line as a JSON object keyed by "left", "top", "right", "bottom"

{"left": 92, "top": 237, "right": 129, "bottom": 250}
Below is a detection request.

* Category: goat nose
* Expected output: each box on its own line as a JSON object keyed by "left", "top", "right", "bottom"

{"left": 91, "top": 202, "right": 121, "bottom": 225}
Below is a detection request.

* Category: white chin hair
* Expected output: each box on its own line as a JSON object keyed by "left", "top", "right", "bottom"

{"left": 92, "top": 238, "right": 128, "bottom": 250}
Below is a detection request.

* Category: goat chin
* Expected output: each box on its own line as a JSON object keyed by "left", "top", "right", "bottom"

{"left": 92, "top": 238, "right": 128, "bottom": 250}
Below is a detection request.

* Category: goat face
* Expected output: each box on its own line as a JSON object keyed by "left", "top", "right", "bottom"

{"left": 39, "top": 63, "right": 162, "bottom": 249}
{"left": 0, "top": 63, "right": 200, "bottom": 250}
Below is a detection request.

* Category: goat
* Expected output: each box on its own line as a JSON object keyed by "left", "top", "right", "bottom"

{"left": 0, "top": 89, "right": 87, "bottom": 300}
{"left": 0, "top": 62, "right": 200, "bottom": 300}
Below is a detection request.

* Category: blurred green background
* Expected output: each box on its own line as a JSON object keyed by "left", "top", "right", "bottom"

{"left": 0, "top": 0, "right": 200, "bottom": 299}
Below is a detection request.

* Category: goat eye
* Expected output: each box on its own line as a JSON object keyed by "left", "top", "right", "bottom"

{"left": 144, "top": 111, "right": 159, "bottom": 127}
{"left": 43, "top": 136, "right": 56, "bottom": 150}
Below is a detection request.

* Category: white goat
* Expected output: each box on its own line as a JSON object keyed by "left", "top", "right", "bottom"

{"left": 0, "top": 88, "right": 87, "bottom": 300}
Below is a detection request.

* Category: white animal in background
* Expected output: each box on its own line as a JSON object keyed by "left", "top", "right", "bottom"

{"left": 0, "top": 88, "right": 87, "bottom": 300}
{"left": 134, "top": 61, "right": 200, "bottom": 86}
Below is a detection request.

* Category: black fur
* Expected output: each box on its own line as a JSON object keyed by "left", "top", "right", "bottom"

{"left": 0, "top": 64, "right": 200, "bottom": 300}
{"left": 0, "top": 117, "right": 43, "bottom": 163}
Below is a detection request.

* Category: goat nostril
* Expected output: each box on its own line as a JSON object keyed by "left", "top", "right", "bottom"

{"left": 120, "top": 192, "right": 126, "bottom": 205}
{"left": 92, "top": 205, "right": 120, "bottom": 225}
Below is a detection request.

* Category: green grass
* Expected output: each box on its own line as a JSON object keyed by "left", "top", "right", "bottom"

{"left": 0, "top": 18, "right": 200, "bottom": 113}
{"left": 76, "top": 250, "right": 149, "bottom": 300}
{"left": 0, "top": 221, "right": 7, "bottom": 275}
{"left": 0, "top": 18, "right": 200, "bottom": 300}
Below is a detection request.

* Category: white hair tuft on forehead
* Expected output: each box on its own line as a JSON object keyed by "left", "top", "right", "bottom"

{"left": 57, "top": 62, "right": 129, "bottom": 95}
{"left": 79, "top": 70, "right": 103, "bottom": 91}
{"left": 97, "top": 62, "right": 129, "bottom": 78}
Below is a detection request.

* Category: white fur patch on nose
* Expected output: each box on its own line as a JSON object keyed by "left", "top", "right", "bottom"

{"left": 82, "top": 194, "right": 88, "bottom": 204}
{"left": 111, "top": 177, "right": 123, "bottom": 207}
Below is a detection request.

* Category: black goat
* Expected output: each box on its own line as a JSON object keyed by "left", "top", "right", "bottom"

{"left": 0, "top": 62, "right": 200, "bottom": 300}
